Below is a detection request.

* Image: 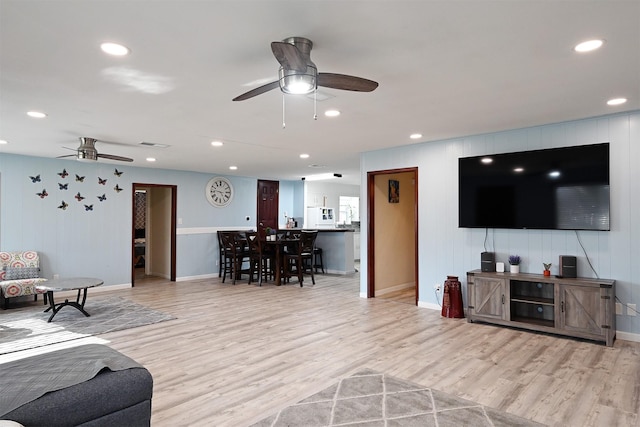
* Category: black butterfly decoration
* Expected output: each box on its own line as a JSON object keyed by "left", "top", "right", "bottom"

{"left": 75, "top": 174, "right": 85, "bottom": 182}
{"left": 58, "top": 183, "right": 68, "bottom": 190}
{"left": 114, "top": 184, "right": 123, "bottom": 193}
{"left": 29, "top": 174, "right": 41, "bottom": 183}
{"left": 84, "top": 204, "right": 94, "bottom": 211}
{"left": 114, "top": 169, "right": 123, "bottom": 177}
{"left": 97, "top": 194, "right": 107, "bottom": 202}
{"left": 98, "top": 177, "right": 107, "bottom": 185}
{"left": 75, "top": 192, "right": 85, "bottom": 202}
{"left": 36, "top": 189, "right": 48, "bottom": 199}
{"left": 58, "top": 169, "right": 68, "bottom": 178}
{"left": 58, "top": 201, "right": 69, "bottom": 210}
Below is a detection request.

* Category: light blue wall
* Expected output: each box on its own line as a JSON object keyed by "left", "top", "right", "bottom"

{"left": 360, "top": 111, "right": 640, "bottom": 336}
{"left": 0, "top": 154, "right": 302, "bottom": 285}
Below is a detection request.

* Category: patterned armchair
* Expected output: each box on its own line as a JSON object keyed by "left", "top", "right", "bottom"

{"left": 0, "top": 251, "right": 48, "bottom": 309}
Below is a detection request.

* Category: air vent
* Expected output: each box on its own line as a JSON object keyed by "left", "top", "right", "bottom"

{"left": 140, "top": 142, "right": 170, "bottom": 148}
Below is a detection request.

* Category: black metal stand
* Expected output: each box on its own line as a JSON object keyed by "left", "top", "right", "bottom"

{"left": 43, "top": 288, "right": 91, "bottom": 322}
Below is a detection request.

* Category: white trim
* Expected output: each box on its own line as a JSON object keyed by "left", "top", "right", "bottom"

{"left": 616, "top": 331, "right": 640, "bottom": 343}
{"left": 176, "top": 273, "right": 218, "bottom": 282}
{"left": 52, "top": 283, "right": 131, "bottom": 299}
{"left": 177, "top": 226, "right": 254, "bottom": 235}
{"left": 375, "top": 281, "right": 414, "bottom": 296}
{"left": 418, "top": 301, "right": 441, "bottom": 311}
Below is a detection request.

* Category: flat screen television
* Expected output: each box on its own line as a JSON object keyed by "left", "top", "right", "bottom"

{"left": 458, "top": 143, "right": 610, "bottom": 231}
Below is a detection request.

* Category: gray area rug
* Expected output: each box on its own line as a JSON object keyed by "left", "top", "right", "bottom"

{"left": 0, "top": 296, "right": 174, "bottom": 355}
{"left": 251, "top": 369, "right": 545, "bottom": 427}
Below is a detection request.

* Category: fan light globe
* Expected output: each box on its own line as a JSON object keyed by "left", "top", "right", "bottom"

{"left": 278, "top": 66, "right": 316, "bottom": 95}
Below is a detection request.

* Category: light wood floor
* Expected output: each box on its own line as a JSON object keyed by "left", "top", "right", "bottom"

{"left": 96, "top": 272, "right": 639, "bottom": 427}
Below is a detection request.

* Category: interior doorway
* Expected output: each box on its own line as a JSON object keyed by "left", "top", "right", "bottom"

{"left": 131, "top": 183, "right": 177, "bottom": 286}
{"left": 366, "top": 168, "right": 418, "bottom": 305}
{"left": 257, "top": 179, "right": 279, "bottom": 230}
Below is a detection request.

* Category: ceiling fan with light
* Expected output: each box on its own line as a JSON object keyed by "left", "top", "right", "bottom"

{"left": 57, "top": 137, "right": 134, "bottom": 162}
{"left": 232, "top": 37, "right": 379, "bottom": 101}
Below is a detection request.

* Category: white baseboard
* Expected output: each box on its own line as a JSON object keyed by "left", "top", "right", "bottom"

{"left": 616, "top": 330, "right": 640, "bottom": 343}
{"left": 177, "top": 273, "right": 218, "bottom": 282}
{"left": 375, "top": 282, "right": 415, "bottom": 296}
{"left": 53, "top": 283, "right": 131, "bottom": 299}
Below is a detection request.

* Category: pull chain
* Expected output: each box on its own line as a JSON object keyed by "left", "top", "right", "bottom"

{"left": 282, "top": 94, "right": 286, "bottom": 128}
{"left": 313, "top": 89, "right": 317, "bottom": 120}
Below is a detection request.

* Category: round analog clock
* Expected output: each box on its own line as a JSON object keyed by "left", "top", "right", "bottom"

{"left": 205, "top": 177, "right": 234, "bottom": 207}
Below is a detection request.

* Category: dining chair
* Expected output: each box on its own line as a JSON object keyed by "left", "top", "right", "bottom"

{"left": 220, "top": 231, "right": 249, "bottom": 284}
{"left": 284, "top": 230, "right": 318, "bottom": 286}
{"left": 246, "top": 231, "right": 273, "bottom": 286}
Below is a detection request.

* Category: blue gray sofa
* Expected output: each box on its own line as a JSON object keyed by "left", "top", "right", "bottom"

{"left": 0, "top": 344, "right": 153, "bottom": 426}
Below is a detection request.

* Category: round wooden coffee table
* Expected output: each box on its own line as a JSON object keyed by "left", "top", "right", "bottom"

{"left": 36, "top": 277, "right": 103, "bottom": 322}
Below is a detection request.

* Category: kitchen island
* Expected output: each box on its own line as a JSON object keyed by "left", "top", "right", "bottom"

{"left": 284, "top": 228, "right": 356, "bottom": 275}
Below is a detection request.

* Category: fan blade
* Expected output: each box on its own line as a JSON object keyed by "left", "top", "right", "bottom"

{"left": 233, "top": 81, "right": 280, "bottom": 101}
{"left": 97, "top": 153, "right": 134, "bottom": 162}
{"left": 271, "top": 41, "right": 307, "bottom": 72}
{"left": 56, "top": 154, "right": 77, "bottom": 159}
{"left": 318, "top": 73, "right": 378, "bottom": 92}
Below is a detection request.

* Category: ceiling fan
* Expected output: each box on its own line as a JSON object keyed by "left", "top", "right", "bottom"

{"left": 232, "top": 37, "right": 379, "bottom": 101}
{"left": 57, "top": 137, "right": 133, "bottom": 162}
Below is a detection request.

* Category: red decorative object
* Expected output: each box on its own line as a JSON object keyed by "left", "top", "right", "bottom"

{"left": 441, "top": 275, "right": 465, "bottom": 318}
{"left": 543, "top": 270, "right": 551, "bottom": 276}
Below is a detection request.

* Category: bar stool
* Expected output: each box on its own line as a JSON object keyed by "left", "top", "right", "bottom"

{"left": 313, "top": 247, "right": 325, "bottom": 274}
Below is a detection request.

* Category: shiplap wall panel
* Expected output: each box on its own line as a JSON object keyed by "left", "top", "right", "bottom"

{"left": 361, "top": 111, "right": 640, "bottom": 337}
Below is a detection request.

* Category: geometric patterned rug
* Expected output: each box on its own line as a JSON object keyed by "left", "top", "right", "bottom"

{"left": 250, "top": 369, "right": 546, "bottom": 427}
{"left": 0, "top": 296, "right": 174, "bottom": 355}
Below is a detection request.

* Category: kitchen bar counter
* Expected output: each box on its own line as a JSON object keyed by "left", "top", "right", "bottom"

{"left": 279, "top": 228, "right": 356, "bottom": 274}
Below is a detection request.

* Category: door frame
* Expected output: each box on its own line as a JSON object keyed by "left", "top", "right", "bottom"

{"left": 131, "top": 183, "right": 177, "bottom": 286}
{"left": 366, "top": 167, "right": 419, "bottom": 304}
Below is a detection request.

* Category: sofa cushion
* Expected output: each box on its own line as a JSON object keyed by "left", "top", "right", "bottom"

{"left": 3, "top": 267, "right": 39, "bottom": 280}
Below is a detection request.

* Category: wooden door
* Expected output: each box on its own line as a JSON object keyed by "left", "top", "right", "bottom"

{"left": 558, "top": 284, "right": 603, "bottom": 336}
{"left": 470, "top": 277, "right": 507, "bottom": 321}
{"left": 257, "top": 180, "right": 279, "bottom": 230}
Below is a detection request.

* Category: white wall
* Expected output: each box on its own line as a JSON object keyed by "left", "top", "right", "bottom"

{"left": 360, "top": 111, "right": 640, "bottom": 337}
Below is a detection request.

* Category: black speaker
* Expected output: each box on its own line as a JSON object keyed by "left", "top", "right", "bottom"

{"left": 481, "top": 252, "right": 495, "bottom": 272}
{"left": 559, "top": 255, "right": 577, "bottom": 278}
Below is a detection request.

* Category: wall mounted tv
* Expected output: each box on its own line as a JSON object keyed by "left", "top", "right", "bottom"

{"left": 458, "top": 143, "right": 610, "bottom": 231}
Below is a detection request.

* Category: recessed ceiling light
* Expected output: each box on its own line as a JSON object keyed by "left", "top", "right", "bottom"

{"left": 299, "top": 153, "right": 310, "bottom": 159}
{"left": 27, "top": 111, "right": 47, "bottom": 118}
{"left": 0, "top": 140, "right": 8, "bottom": 145}
{"left": 229, "top": 166, "right": 238, "bottom": 170}
{"left": 574, "top": 39, "right": 604, "bottom": 53}
{"left": 514, "top": 167, "right": 524, "bottom": 173}
{"left": 146, "top": 157, "right": 156, "bottom": 162}
{"left": 548, "top": 170, "right": 561, "bottom": 178}
{"left": 325, "top": 110, "right": 340, "bottom": 117}
{"left": 481, "top": 157, "right": 493, "bottom": 164}
{"left": 211, "top": 141, "right": 224, "bottom": 147}
{"left": 607, "top": 98, "right": 627, "bottom": 106}
{"left": 410, "top": 133, "right": 422, "bottom": 140}
{"left": 100, "top": 42, "right": 130, "bottom": 56}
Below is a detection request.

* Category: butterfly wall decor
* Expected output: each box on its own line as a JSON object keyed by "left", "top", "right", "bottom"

{"left": 75, "top": 174, "right": 85, "bottom": 182}
{"left": 58, "top": 201, "right": 69, "bottom": 210}
{"left": 58, "top": 169, "right": 68, "bottom": 178}
{"left": 97, "top": 194, "right": 107, "bottom": 202}
{"left": 75, "top": 192, "right": 85, "bottom": 202}
{"left": 84, "top": 204, "right": 93, "bottom": 211}
{"left": 29, "top": 174, "right": 41, "bottom": 183}
{"left": 98, "top": 177, "right": 107, "bottom": 185}
{"left": 36, "top": 189, "right": 48, "bottom": 198}
{"left": 114, "top": 169, "right": 123, "bottom": 177}
{"left": 114, "top": 184, "right": 123, "bottom": 193}
{"left": 58, "top": 183, "right": 68, "bottom": 190}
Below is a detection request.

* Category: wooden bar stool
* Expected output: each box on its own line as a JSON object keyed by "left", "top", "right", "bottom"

{"left": 313, "top": 247, "right": 325, "bottom": 274}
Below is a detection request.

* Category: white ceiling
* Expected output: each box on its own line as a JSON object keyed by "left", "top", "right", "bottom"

{"left": 1, "top": 1, "right": 638, "bottom": 185}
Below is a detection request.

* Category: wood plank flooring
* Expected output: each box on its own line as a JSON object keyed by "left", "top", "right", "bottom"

{"left": 96, "top": 272, "right": 640, "bottom": 427}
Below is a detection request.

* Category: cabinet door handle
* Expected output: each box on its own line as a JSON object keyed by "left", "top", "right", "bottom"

{"left": 502, "top": 294, "right": 505, "bottom": 304}
{"left": 561, "top": 301, "right": 564, "bottom": 312}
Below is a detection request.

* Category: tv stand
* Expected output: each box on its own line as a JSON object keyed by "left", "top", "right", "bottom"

{"left": 466, "top": 270, "right": 616, "bottom": 346}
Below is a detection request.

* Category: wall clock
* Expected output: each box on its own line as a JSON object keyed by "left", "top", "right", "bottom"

{"left": 205, "top": 177, "right": 234, "bottom": 207}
